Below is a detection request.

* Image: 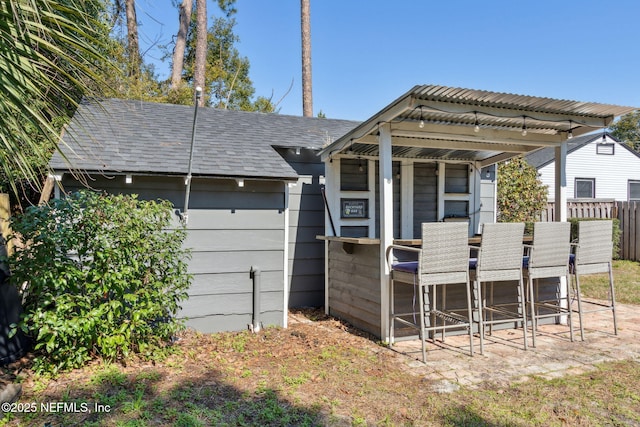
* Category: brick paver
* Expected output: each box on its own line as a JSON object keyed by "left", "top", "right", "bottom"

{"left": 391, "top": 301, "right": 640, "bottom": 391}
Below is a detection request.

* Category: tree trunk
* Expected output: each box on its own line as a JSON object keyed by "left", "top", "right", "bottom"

{"left": 301, "top": 0, "right": 312, "bottom": 117}
{"left": 125, "top": 0, "right": 140, "bottom": 79}
{"left": 194, "top": 0, "right": 207, "bottom": 106}
{"left": 170, "top": 0, "right": 193, "bottom": 89}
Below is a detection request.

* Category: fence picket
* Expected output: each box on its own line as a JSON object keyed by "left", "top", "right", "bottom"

{"left": 539, "top": 200, "right": 638, "bottom": 262}
{"left": 632, "top": 202, "right": 639, "bottom": 261}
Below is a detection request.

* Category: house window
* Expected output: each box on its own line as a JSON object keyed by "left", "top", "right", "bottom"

{"left": 629, "top": 180, "right": 640, "bottom": 202}
{"left": 596, "top": 143, "right": 615, "bottom": 155}
{"left": 575, "top": 178, "right": 595, "bottom": 198}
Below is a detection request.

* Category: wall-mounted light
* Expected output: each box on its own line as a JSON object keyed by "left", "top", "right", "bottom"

{"left": 567, "top": 120, "right": 574, "bottom": 139}
{"left": 125, "top": 174, "right": 133, "bottom": 184}
{"left": 419, "top": 106, "right": 425, "bottom": 129}
{"left": 474, "top": 112, "right": 480, "bottom": 133}
{"left": 358, "top": 158, "right": 364, "bottom": 172}
{"left": 521, "top": 116, "right": 527, "bottom": 136}
{"left": 295, "top": 147, "right": 301, "bottom": 155}
{"left": 237, "top": 178, "right": 245, "bottom": 187}
{"left": 347, "top": 140, "right": 354, "bottom": 155}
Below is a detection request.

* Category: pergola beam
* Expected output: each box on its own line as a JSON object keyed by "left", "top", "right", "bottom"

{"left": 389, "top": 121, "right": 565, "bottom": 145}
{"left": 479, "top": 152, "right": 529, "bottom": 167}
{"left": 319, "top": 96, "right": 415, "bottom": 160}
{"left": 355, "top": 134, "right": 535, "bottom": 154}
{"left": 417, "top": 100, "right": 615, "bottom": 129}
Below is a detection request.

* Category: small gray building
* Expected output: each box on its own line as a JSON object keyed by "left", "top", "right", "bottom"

{"left": 50, "top": 98, "right": 358, "bottom": 333}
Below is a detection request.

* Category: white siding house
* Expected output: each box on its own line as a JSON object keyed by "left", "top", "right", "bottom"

{"left": 526, "top": 132, "right": 640, "bottom": 202}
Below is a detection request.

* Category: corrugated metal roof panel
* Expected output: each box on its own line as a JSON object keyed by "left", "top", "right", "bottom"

{"left": 320, "top": 84, "right": 638, "bottom": 165}
{"left": 413, "top": 85, "right": 634, "bottom": 118}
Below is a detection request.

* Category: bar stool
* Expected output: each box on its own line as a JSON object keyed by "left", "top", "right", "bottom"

{"left": 524, "top": 221, "right": 573, "bottom": 347}
{"left": 473, "top": 222, "right": 527, "bottom": 354}
{"left": 571, "top": 220, "right": 617, "bottom": 340}
{"left": 388, "top": 222, "right": 475, "bottom": 362}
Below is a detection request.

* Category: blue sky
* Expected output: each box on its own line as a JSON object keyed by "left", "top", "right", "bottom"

{"left": 133, "top": 0, "right": 640, "bottom": 121}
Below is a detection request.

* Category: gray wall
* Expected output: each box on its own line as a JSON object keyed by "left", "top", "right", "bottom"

{"left": 59, "top": 174, "right": 286, "bottom": 333}
{"left": 327, "top": 241, "right": 382, "bottom": 337}
{"left": 413, "top": 163, "right": 438, "bottom": 235}
{"left": 480, "top": 165, "right": 497, "bottom": 228}
{"left": 276, "top": 148, "right": 326, "bottom": 308}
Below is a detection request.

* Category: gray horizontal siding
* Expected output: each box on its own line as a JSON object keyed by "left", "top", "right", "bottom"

{"left": 59, "top": 174, "right": 286, "bottom": 333}
{"left": 61, "top": 175, "right": 285, "bottom": 210}
{"left": 444, "top": 163, "right": 469, "bottom": 193}
{"left": 186, "top": 311, "right": 282, "bottom": 334}
{"left": 414, "top": 163, "right": 438, "bottom": 235}
{"left": 327, "top": 241, "right": 382, "bottom": 337}
{"left": 184, "top": 229, "right": 284, "bottom": 252}
{"left": 189, "top": 271, "right": 283, "bottom": 295}
{"left": 183, "top": 209, "right": 284, "bottom": 229}
{"left": 179, "top": 291, "right": 283, "bottom": 317}
{"left": 188, "top": 251, "right": 283, "bottom": 274}
{"left": 278, "top": 148, "right": 327, "bottom": 309}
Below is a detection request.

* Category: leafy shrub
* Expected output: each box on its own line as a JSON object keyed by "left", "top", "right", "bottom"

{"left": 9, "top": 190, "right": 191, "bottom": 374}
{"left": 497, "top": 156, "right": 548, "bottom": 224}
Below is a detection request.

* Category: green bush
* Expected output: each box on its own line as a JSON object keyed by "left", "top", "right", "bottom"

{"left": 9, "top": 190, "right": 191, "bottom": 374}
{"left": 497, "top": 156, "right": 548, "bottom": 224}
{"left": 569, "top": 217, "right": 621, "bottom": 260}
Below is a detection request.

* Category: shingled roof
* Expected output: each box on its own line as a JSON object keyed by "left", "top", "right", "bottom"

{"left": 50, "top": 98, "right": 360, "bottom": 180}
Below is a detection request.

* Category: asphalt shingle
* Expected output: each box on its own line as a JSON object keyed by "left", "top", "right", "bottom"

{"left": 51, "top": 98, "right": 360, "bottom": 180}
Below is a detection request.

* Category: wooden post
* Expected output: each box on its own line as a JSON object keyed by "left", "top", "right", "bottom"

{"left": 0, "top": 193, "right": 13, "bottom": 256}
{"left": 379, "top": 124, "right": 393, "bottom": 342}
{"left": 38, "top": 175, "right": 55, "bottom": 205}
{"left": 554, "top": 142, "right": 568, "bottom": 222}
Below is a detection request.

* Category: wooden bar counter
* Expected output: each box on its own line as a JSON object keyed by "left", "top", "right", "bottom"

{"left": 318, "top": 235, "right": 554, "bottom": 341}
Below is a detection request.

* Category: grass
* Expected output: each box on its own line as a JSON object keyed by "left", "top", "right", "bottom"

{"left": 578, "top": 260, "right": 640, "bottom": 304}
{"left": 1, "top": 260, "right": 639, "bottom": 426}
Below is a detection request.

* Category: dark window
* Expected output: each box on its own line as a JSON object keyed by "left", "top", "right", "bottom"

{"left": 340, "top": 226, "right": 368, "bottom": 238}
{"left": 444, "top": 163, "right": 469, "bottom": 193}
{"left": 340, "top": 158, "right": 368, "bottom": 191}
{"left": 629, "top": 180, "right": 640, "bottom": 202}
{"left": 575, "top": 178, "right": 595, "bottom": 198}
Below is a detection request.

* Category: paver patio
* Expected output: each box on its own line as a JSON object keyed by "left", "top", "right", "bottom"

{"left": 390, "top": 301, "right": 640, "bottom": 391}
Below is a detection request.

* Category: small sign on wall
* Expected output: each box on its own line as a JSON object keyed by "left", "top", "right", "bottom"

{"left": 341, "top": 198, "right": 368, "bottom": 218}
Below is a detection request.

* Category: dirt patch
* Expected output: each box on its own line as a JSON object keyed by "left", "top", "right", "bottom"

{"left": 4, "top": 307, "right": 640, "bottom": 426}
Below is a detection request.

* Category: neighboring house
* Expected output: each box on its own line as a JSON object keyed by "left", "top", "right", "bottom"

{"left": 525, "top": 132, "right": 640, "bottom": 202}
{"left": 50, "top": 98, "right": 359, "bottom": 333}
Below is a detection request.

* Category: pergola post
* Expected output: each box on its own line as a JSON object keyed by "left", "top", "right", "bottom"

{"left": 554, "top": 142, "right": 568, "bottom": 222}
{"left": 379, "top": 123, "right": 393, "bottom": 342}
{"left": 554, "top": 141, "right": 569, "bottom": 322}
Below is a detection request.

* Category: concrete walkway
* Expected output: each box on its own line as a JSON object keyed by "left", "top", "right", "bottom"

{"left": 391, "top": 301, "right": 640, "bottom": 392}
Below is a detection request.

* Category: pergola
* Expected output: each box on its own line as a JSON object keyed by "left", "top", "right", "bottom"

{"left": 318, "top": 84, "right": 636, "bottom": 341}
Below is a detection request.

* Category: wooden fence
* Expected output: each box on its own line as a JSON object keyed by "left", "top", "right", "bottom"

{"left": 539, "top": 199, "right": 617, "bottom": 222}
{"left": 617, "top": 201, "right": 640, "bottom": 262}
{"left": 540, "top": 199, "right": 640, "bottom": 262}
